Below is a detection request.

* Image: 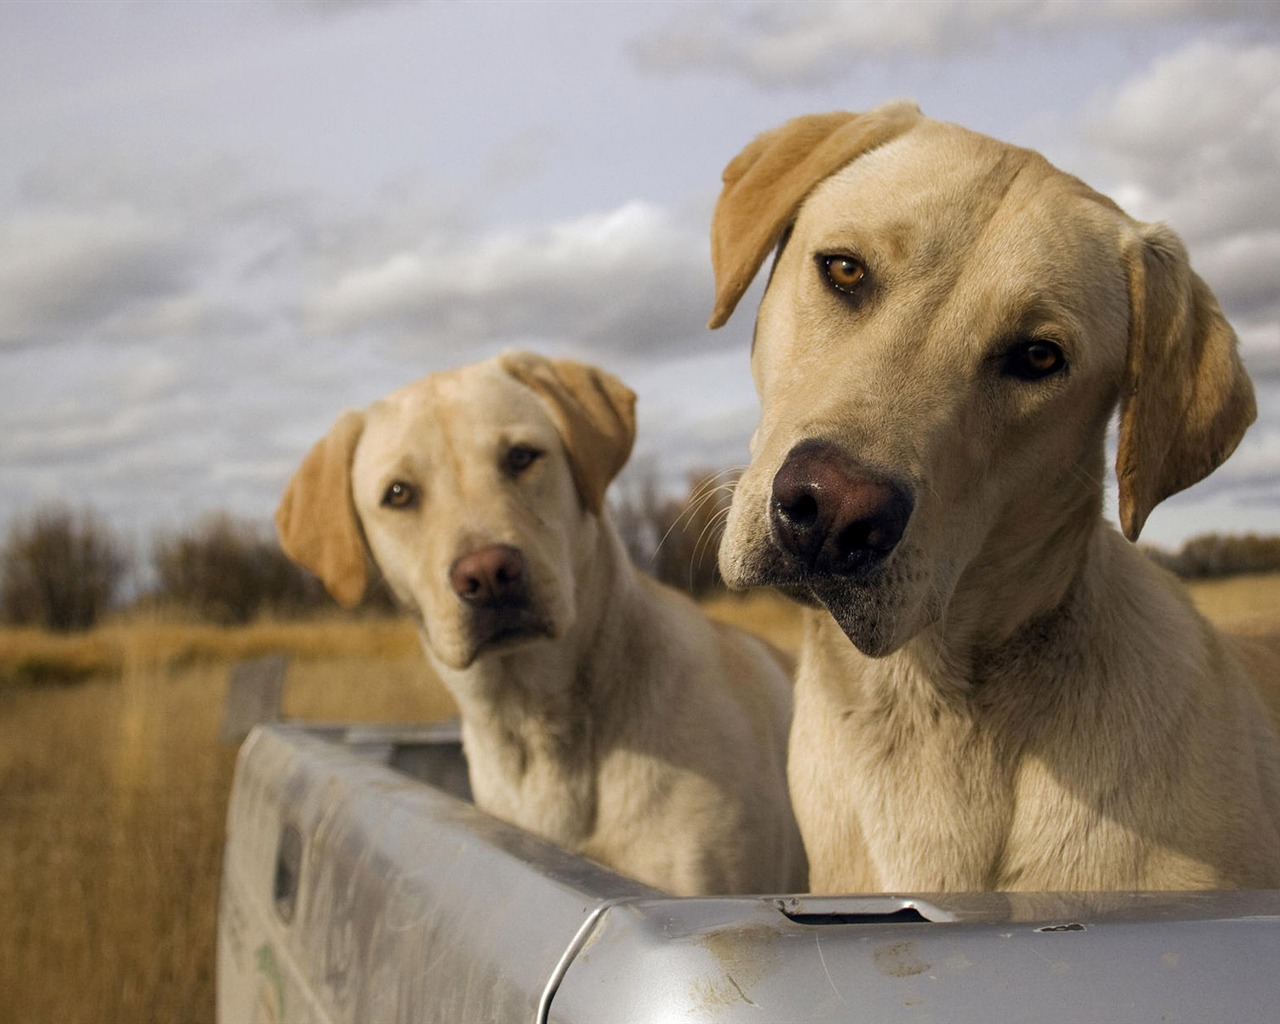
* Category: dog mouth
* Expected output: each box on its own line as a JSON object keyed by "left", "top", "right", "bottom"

{"left": 775, "top": 582, "right": 824, "bottom": 608}
{"left": 467, "top": 605, "right": 556, "bottom": 656}
{"left": 720, "top": 440, "right": 920, "bottom": 653}
{"left": 724, "top": 517, "right": 916, "bottom": 657}
{"left": 440, "top": 543, "right": 560, "bottom": 667}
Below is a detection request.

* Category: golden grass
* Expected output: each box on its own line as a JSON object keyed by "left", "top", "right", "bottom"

{"left": 1186, "top": 571, "right": 1280, "bottom": 624}
{"left": 0, "top": 611, "right": 423, "bottom": 685}
{"left": 700, "top": 573, "right": 1280, "bottom": 659}
{"left": 0, "top": 612, "right": 450, "bottom": 1024}
{"left": 702, "top": 588, "right": 804, "bottom": 657}
{"left": 2, "top": 573, "right": 1278, "bottom": 1022}
{"left": 1, "top": 664, "right": 237, "bottom": 1023}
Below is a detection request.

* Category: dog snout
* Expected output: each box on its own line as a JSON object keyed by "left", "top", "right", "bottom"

{"left": 449, "top": 544, "right": 528, "bottom": 607}
{"left": 771, "top": 440, "right": 913, "bottom": 576}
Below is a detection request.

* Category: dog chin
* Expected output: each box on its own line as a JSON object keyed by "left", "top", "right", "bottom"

{"left": 819, "top": 590, "right": 908, "bottom": 658}
{"left": 726, "top": 541, "right": 914, "bottom": 657}
{"left": 428, "top": 611, "right": 556, "bottom": 671}
{"left": 465, "top": 616, "right": 556, "bottom": 665}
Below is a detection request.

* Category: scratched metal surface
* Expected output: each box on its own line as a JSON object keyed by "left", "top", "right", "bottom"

{"left": 216, "top": 722, "right": 659, "bottom": 1024}
{"left": 550, "top": 890, "right": 1280, "bottom": 1022}
{"left": 217, "top": 724, "right": 1280, "bottom": 1024}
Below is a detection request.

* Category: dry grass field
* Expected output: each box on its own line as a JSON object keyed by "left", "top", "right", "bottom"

{"left": 1, "top": 578, "right": 1277, "bottom": 1023}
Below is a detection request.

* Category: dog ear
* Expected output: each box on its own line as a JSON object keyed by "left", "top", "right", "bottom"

{"left": 1116, "top": 223, "right": 1256, "bottom": 541}
{"left": 275, "top": 409, "right": 369, "bottom": 608}
{"left": 708, "top": 101, "right": 922, "bottom": 329}
{"left": 500, "top": 351, "right": 637, "bottom": 514}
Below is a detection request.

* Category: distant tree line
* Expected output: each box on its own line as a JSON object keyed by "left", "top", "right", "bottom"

{"left": 0, "top": 472, "right": 731, "bottom": 631}
{"left": 1141, "top": 533, "right": 1280, "bottom": 580}
{"left": 0, "top": 507, "right": 129, "bottom": 632}
{"left": 3, "top": 489, "right": 1279, "bottom": 632}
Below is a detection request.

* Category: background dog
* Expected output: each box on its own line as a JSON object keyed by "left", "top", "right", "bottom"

{"left": 710, "top": 101, "right": 1280, "bottom": 892}
{"left": 276, "top": 351, "right": 806, "bottom": 896}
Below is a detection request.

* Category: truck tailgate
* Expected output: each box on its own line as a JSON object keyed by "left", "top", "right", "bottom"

{"left": 218, "top": 723, "right": 1280, "bottom": 1023}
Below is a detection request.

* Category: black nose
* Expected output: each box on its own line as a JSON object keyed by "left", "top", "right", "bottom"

{"left": 770, "top": 440, "right": 913, "bottom": 576}
{"left": 449, "top": 544, "right": 527, "bottom": 607}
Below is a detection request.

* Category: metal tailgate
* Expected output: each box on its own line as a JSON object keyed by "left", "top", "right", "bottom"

{"left": 218, "top": 723, "right": 1280, "bottom": 1023}
{"left": 216, "top": 723, "right": 658, "bottom": 1023}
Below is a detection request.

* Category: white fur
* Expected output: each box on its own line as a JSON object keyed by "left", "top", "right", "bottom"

{"left": 715, "top": 111, "right": 1280, "bottom": 892}
{"left": 279, "top": 354, "right": 806, "bottom": 896}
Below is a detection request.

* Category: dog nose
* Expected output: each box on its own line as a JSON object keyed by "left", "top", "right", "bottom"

{"left": 449, "top": 545, "right": 527, "bottom": 606}
{"left": 771, "top": 441, "right": 913, "bottom": 575}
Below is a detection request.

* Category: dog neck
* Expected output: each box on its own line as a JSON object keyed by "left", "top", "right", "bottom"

{"left": 422, "top": 514, "right": 644, "bottom": 846}
{"left": 949, "top": 483, "right": 1102, "bottom": 651}
{"left": 870, "top": 462, "right": 1108, "bottom": 700}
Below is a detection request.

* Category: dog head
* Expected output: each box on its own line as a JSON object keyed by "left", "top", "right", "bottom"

{"left": 275, "top": 352, "right": 636, "bottom": 670}
{"left": 711, "top": 102, "right": 1255, "bottom": 656}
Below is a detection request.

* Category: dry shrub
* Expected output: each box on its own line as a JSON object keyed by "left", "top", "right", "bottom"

{"left": 150, "top": 513, "right": 334, "bottom": 624}
{"left": 0, "top": 664, "right": 237, "bottom": 1024}
{"left": 5, "top": 573, "right": 1275, "bottom": 1024}
{"left": 0, "top": 615, "right": 451, "bottom": 1024}
{"left": 1186, "top": 571, "right": 1280, "bottom": 623}
{"left": 612, "top": 467, "right": 735, "bottom": 597}
{"left": 0, "top": 612, "right": 424, "bottom": 689}
{"left": 0, "top": 626, "right": 124, "bottom": 686}
{"left": 0, "top": 505, "right": 129, "bottom": 632}
{"left": 1145, "top": 533, "right": 1280, "bottom": 579}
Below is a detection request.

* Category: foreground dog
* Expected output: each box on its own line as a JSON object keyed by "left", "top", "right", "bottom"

{"left": 710, "top": 101, "right": 1280, "bottom": 891}
{"left": 276, "top": 352, "right": 805, "bottom": 895}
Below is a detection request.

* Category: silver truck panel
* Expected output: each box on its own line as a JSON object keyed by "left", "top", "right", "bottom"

{"left": 552, "top": 891, "right": 1280, "bottom": 1022}
{"left": 218, "top": 723, "right": 1280, "bottom": 1023}
{"left": 217, "top": 723, "right": 658, "bottom": 1024}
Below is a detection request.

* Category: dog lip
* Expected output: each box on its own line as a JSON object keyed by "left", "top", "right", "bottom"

{"left": 762, "top": 528, "right": 899, "bottom": 585}
{"left": 729, "top": 560, "right": 852, "bottom": 611}
{"left": 479, "top": 627, "right": 551, "bottom": 652}
{"left": 467, "top": 606, "right": 556, "bottom": 655}
{"left": 743, "top": 537, "right": 902, "bottom": 623}
{"left": 730, "top": 555, "right": 900, "bottom": 656}
{"left": 777, "top": 583, "right": 823, "bottom": 608}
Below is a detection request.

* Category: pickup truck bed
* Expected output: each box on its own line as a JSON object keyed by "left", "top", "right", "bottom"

{"left": 217, "top": 722, "right": 1280, "bottom": 1023}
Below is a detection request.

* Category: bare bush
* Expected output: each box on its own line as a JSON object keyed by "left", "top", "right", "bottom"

{"left": 0, "top": 505, "right": 130, "bottom": 631}
{"left": 612, "top": 468, "right": 734, "bottom": 598}
{"left": 151, "top": 513, "right": 399, "bottom": 622}
{"left": 1144, "top": 533, "right": 1280, "bottom": 579}
{"left": 151, "top": 513, "right": 331, "bottom": 624}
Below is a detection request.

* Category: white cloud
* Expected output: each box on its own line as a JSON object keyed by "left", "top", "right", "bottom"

{"left": 0, "top": 204, "right": 189, "bottom": 345}
{"left": 1238, "top": 322, "right": 1280, "bottom": 384}
{"left": 0, "top": 150, "right": 314, "bottom": 349}
{"left": 1087, "top": 40, "right": 1280, "bottom": 202}
{"left": 632, "top": 0, "right": 1280, "bottom": 87}
{"left": 1084, "top": 40, "right": 1280, "bottom": 322}
{"left": 304, "top": 200, "right": 712, "bottom": 357}
{"left": 2, "top": 1, "right": 1277, "bottom": 553}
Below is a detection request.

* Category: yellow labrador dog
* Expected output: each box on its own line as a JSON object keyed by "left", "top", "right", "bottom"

{"left": 275, "top": 351, "right": 806, "bottom": 896}
{"left": 710, "top": 101, "right": 1280, "bottom": 892}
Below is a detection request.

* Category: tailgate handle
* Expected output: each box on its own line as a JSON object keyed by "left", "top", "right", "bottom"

{"left": 273, "top": 824, "right": 302, "bottom": 923}
{"left": 774, "top": 896, "right": 946, "bottom": 925}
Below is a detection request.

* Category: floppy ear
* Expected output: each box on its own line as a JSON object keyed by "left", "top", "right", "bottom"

{"left": 499, "top": 351, "right": 637, "bottom": 514}
{"left": 1116, "top": 223, "right": 1256, "bottom": 541}
{"left": 708, "top": 100, "right": 923, "bottom": 329}
{"left": 274, "top": 409, "right": 369, "bottom": 608}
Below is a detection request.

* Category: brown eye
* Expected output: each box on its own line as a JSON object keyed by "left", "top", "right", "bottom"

{"left": 1004, "top": 340, "right": 1067, "bottom": 381}
{"left": 381, "top": 480, "right": 419, "bottom": 509}
{"left": 504, "top": 445, "right": 543, "bottom": 476}
{"left": 819, "top": 254, "right": 867, "bottom": 295}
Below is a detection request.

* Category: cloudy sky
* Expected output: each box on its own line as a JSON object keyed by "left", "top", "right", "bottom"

{"left": 2, "top": 0, "right": 1278, "bottom": 559}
